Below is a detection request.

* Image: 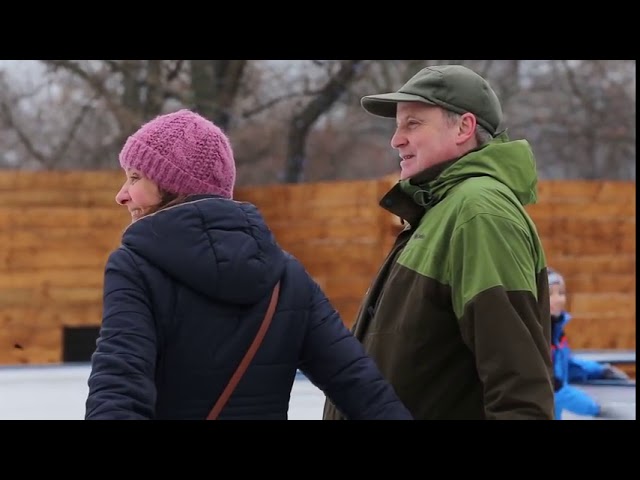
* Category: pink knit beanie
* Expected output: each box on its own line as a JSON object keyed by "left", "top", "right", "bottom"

{"left": 119, "top": 109, "right": 236, "bottom": 198}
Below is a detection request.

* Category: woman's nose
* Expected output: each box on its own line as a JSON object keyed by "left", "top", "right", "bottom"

{"left": 115, "top": 185, "right": 130, "bottom": 205}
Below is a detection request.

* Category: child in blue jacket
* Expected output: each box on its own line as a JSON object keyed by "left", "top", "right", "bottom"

{"left": 549, "top": 268, "right": 629, "bottom": 419}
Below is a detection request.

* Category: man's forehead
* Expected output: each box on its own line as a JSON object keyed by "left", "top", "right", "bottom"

{"left": 396, "top": 102, "right": 439, "bottom": 119}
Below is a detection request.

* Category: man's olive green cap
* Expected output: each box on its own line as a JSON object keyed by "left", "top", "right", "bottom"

{"left": 361, "top": 64, "right": 503, "bottom": 135}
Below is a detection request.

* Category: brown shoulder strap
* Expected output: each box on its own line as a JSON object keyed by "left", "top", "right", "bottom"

{"left": 206, "top": 281, "right": 281, "bottom": 420}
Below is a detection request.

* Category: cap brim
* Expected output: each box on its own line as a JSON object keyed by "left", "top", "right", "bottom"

{"left": 361, "top": 92, "right": 436, "bottom": 118}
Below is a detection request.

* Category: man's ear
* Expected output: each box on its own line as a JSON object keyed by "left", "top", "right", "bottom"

{"left": 456, "top": 113, "right": 477, "bottom": 145}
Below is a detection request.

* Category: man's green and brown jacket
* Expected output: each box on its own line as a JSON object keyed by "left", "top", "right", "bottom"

{"left": 323, "top": 133, "right": 555, "bottom": 420}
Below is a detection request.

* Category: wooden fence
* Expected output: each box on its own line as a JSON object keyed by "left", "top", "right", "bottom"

{"left": 0, "top": 171, "right": 635, "bottom": 366}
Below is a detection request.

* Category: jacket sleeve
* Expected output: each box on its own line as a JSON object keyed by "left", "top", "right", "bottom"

{"left": 85, "top": 248, "right": 158, "bottom": 420}
{"left": 568, "top": 354, "right": 607, "bottom": 382}
{"left": 449, "top": 213, "right": 554, "bottom": 420}
{"left": 555, "top": 384, "right": 601, "bottom": 417}
{"left": 297, "top": 274, "right": 412, "bottom": 420}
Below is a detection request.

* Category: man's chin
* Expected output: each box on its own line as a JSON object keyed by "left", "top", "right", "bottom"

{"left": 399, "top": 168, "right": 416, "bottom": 181}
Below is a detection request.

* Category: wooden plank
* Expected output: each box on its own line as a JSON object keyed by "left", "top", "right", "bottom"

{"left": 328, "top": 300, "right": 362, "bottom": 330}
{"left": 269, "top": 218, "right": 379, "bottom": 245}
{"left": 0, "top": 305, "right": 103, "bottom": 328}
{"left": 0, "top": 170, "right": 122, "bottom": 190}
{"left": 46, "top": 287, "right": 103, "bottom": 304}
{"left": 0, "top": 207, "right": 129, "bottom": 229}
{"left": 236, "top": 178, "right": 383, "bottom": 209}
{"left": 323, "top": 275, "right": 372, "bottom": 299}
{"left": 542, "top": 234, "right": 635, "bottom": 255}
{"left": 300, "top": 259, "right": 381, "bottom": 279}
{"left": 0, "top": 228, "right": 123, "bottom": 250}
{"left": 282, "top": 242, "right": 382, "bottom": 268}
{"left": 0, "top": 288, "right": 32, "bottom": 306}
{"left": 0, "top": 268, "right": 105, "bottom": 289}
{"left": 563, "top": 273, "right": 636, "bottom": 294}
{"left": 526, "top": 201, "right": 635, "bottom": 219}
{"left": 533, "top": 217, "right": 635, "bottom": 239}
{"left": 568, "top": 293, "right": 635, "bottom": 317}
{"left": 0, "top": 189, "right": 119, "bottom": 207}
{"left": 0, "top": 286, "right": 102, "bottom": 307}
{"left": 311, "top": 275, "right": 372, "bottom": 301}
{"left": 254, "top": 203, "right": 380, "bottom": 222}
{"left": 2, "top": 247, "right": 113, "bottom": 270}
{"left": 280, "top": 239, "right": 380, "bottom": 257}
{"left": 546, "top": 255, "right": 636, "bottom": 276}
{"left": 535, "top": 180, "right": 635, "bottom": 203}
{"left": 0, "top": 324, "right": 62, "bottom": 364}
{"left": 0, "top": 173, "right": 632, "bottom": 205}
{"left": 564, "top": 315, "right": 636, "bottom": 350}
{"left": 0, "top": 346, "right": 62, "bottom": 365}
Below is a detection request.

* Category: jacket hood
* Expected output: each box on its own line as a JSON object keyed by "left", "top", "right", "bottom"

{"left": 120, "top": 196, "right": 286, "bottom": 305}
{"left": 402, "top": 131, "right": 539, "bottom": 207}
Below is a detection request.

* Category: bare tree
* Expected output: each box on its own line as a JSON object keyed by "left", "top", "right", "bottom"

{"left": 190, "top": 60, "right": 247, "bottom": 131}
{"left": 507, "top": 60, "right": 635, "bottom": 180}
{"left": 0, "top": 62, "right": 111, "bottom": 170}
{"left": 284, "top": 60, "right": 368, "bottom": 183}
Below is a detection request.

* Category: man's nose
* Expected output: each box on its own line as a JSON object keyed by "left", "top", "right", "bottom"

{"left": 391, "top": 130, "right": 406, "bottom": 149}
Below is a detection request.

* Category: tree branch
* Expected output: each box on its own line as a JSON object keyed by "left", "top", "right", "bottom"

{"left": 42, "top": 60, "right": 138, "bottom": 132}
{"left": 51, "top": 98, "right": 96, "bottom": 164}
{"left": 0, "top": 101, "right": 50, "bottom": 167}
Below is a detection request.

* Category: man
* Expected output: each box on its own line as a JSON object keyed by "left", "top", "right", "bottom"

{"left": 323, "top": 64, "right": 555, "bottom": 420}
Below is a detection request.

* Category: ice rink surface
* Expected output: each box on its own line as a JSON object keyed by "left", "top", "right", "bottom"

{"left": 0, "top": 363, "right": 634, "bottom": 420}
{"left": 559, "top": 383, "right": 636, "bottom": 420}
{"left": 0, "top": 363, "right": 326, "bottom": 420}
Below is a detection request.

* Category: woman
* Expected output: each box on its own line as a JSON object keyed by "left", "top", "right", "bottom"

{"left": 85, "top": 109, "right": 412, "bottom": 420}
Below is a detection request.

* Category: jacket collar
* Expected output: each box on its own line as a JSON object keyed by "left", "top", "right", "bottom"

{"left": 379, "top": 158, "right": 458, "bottom": 227}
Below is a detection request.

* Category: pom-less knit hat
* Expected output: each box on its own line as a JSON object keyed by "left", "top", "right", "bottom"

{"left": 119, "top": 109, "right": 236, "bottom": 198}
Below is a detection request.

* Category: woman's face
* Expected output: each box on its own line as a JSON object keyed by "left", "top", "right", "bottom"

{"left": 115, "top": 169, "right": 162, "bottom": 222}
{"left": 549, "top": 283, "right": 567, "bottom": 317}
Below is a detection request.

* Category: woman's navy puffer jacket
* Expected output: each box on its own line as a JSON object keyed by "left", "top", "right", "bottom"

{"left": 85, "top": 195, "right": 412, "bottom": 420}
